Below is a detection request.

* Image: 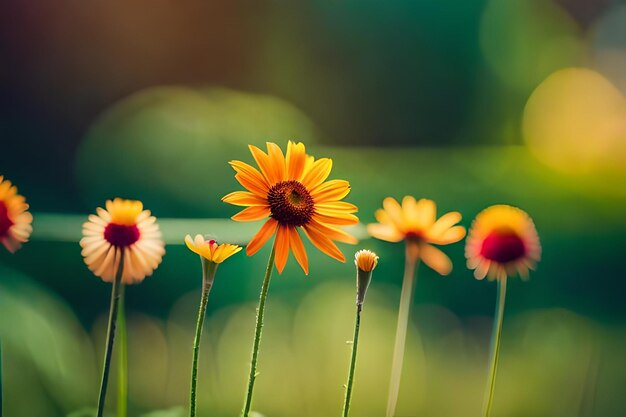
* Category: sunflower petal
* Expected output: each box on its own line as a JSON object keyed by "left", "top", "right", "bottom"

{"left": 249, "top": 145, "right": 279, "bottom": 185}
{"left": 246, "top": 218, "right": 278, "bottom": 256}
{"left": 367, "top": 223, "right": 404, "bottom": 242}
{"left": 266, "top": 142, "right": 286, "bottom": 182}
{"left": 274, "top": 225, "right": 290, "bottom": 273}
{"left": 286, "top": 141, "right": 307, "bottom": 181}
{"left": 301, "top": 158, "right": 332, "bottom": 189}
{"left": 232, "top": 206, "right": 271, "bottom": 222}
{"left": 222, "top": 191, "right": 268, "bottom": 207}
{"left": 303, "top": 224, "right": 346, "bottom": 262}
{"left": 288, "top": 227, "right": 309, "bottom": 274}
{"left": 310, "top": 180, "right": 351, "bottom": 202}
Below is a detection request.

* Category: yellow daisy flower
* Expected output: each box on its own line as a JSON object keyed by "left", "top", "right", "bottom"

{"left": 367, "top": 196, "right": 465, "bottom": 275}
{"left": 465, "top": 205, "right": 541, "bottom": 281}
{"left": 0, "top": 175, "right": 33, "bottom": 253}
{"left": 222, "top": 141, "right": 358, "bottom": 274}
{"left": 185, "top": 234, "right": 242, "bottom": 264}
{"left": 80, "top": 198, "right": 165, "bottom": 284}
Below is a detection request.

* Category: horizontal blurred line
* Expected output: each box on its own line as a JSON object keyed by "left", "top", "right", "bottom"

{"left": 30, "top": 213, "right": 368, "bottom": 245}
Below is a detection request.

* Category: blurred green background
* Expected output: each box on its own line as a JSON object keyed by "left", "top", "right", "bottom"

{"left": 1, "top": 0, "right": 626, "bottom": 416}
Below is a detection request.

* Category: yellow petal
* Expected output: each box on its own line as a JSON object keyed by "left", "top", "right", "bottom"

{"left": 367, "top": 223, "right": 404, "bottom": 242}
{"left": 301, "top": 158, "right": 332, "bottom": 189}
{"left": 222, "top": 191, "right": 268, "bottom": 207}
{"left": 419, "top": 243, "right": 452, "bottom": 276}
{"left": 246, "top": 218, "right": 278, "bottom": 256}
{"left": 286, "top": 141, "right": 307, "bottom": 181}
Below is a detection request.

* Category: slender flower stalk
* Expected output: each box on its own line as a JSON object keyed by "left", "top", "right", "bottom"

{"left": 185, "top": 234, "right": 241, "bottom": 417}
{"left": 117, "top": 285, "right": 128, "bottom": 417}
{"left": 189, "top": 260, "right": 217, "bottom": 417}
{"left": 483, "top": 277, "right": 507, "bottom": 417}
{"left": 342, "top": 250, "right": 378, "bottom": 417}
{"left": 242, "top": 245, "right": 276, "bottom": 417}
{"left": 465, "top": 205, "right": 541, "bottom": 417}
{"left": 97, "top": 251, "right": 125, "bottom": 417}
{"left": 367, "top": 197, "right": 465, "bottom": 417}
{"left": 386, "top": 245, "right": 418, "bottom": 417}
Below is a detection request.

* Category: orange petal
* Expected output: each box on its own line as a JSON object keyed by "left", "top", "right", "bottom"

{"left": 315, "top": 201, "right": 358, "bottom": 214}
{"left": 274, "top": 225, "right": 290, "bottom": 273}
{"left": 303, "top": 224, "right": 346, "bottom": 262}
{"left": 308, "top": 219, "right": 358, "bottom": 244}
{"left": 367, "top": 223, "right": 404, "bottom": 242}
{"left": 288, "top": 227, "right": 309, "bottom": 274}
{"left": 222, "top": 191, "right": 269, "bottom": 207}
{"left": 249, "top": 145, "right": 278, "bottom": 185}
{"left": 232, "top": 206, "right": 270, "bottom": 222}
{"left": 286, "top": 141, "right": 307, "bottom": 181}
{"left": 419, "top": 243, "right": 452, "bottom": 276}
{"left": 310, "top": 180, "right": 351, "bottom": 202}
{"left": 234, "top": 173, "right": 269, "bottom": 197}
{"left": 229, "top": 160, "right": 269, "bottom": 190}
{"left": 313, "top": 212, "right": 359, "bottom": 226}
{"left": 301, "top": 158, "right": 332, "bottom": 189}
{"left": 266, "top": 142, "right": 286, "bottom": 182}
{"left": 246, "top": 218, "right": 278, "bottom": 256}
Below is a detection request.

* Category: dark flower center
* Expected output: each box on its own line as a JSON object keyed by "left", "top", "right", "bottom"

{"left": 480, "top": 228, "right": 526, "bottom": 263}
{"left": 0, "top": 201, "right": 14, "bottom": 238}
{"left": 104, "top": 223, "right": 140, "bottom": 247}
{"left": 267, "top": 180, "right": 315, "bottom": 226}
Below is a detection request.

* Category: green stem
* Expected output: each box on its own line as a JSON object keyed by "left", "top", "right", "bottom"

{"left": 386, "top": 244, "right": 418, "bottom": 417}
{"left": 117, "top": 284, "right": 127, "bottom": 417}
{"left": 96, "top": 250, "right": 125, "bottom": 417}
{"left": 342, "top": 304, "right": 363, "bottom": 417}
{"left": 1, "top": 340, "right": 3, "bottom": 417}
{"left": 483, "top": 277, "right": 507, "bottom": 417}
{"left": 190, "top": 259, "right": 218, "bottom": 417}
{"left": 241, "top": 245, "right": 276, "bottom": 417}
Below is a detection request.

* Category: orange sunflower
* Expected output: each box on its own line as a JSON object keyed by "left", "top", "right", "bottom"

{"left": 465, "top": 205, "right": 541, "bottom": 280}
{"left": 222, "top": 141, "right": 358, "bottom": 274}
{"left": 80, "top": 198, "right": 165, "bottom": 284}
{"left": 0, "top": 175, "right": 33, "bottom": 253}
{"left": 367, "top": 196, "right": 465, "bottom": 275}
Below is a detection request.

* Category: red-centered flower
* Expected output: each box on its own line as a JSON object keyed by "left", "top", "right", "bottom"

{"left": 80, "top": 198, "right": 165, "bottom": 284}
{"left": 465, "top": 205, "right": 541, "bottom": 280}
{"left": 0, "top": 175, "right": 33, "bottom": 253}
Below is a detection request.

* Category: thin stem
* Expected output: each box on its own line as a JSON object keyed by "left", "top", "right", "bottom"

{"left": 190, "top": 259, "right": 217, "bottom": 417}
{"left": 117, "top": 284, "right": 127, "bottom": 417}
{"left": 241, "top": 245, "right": 276, "bottom": 417}
{"left": 342, "top": 304, "right": 363, "bottom": 417}
{"left": 1, "top": 340, "right": 3, "bottom": 417}
{"left": 482, "top": 277, "right": 507, "bottom": 417}
{"left": 386, "top": 244, "right": 418, "bottom": 417}
{"left": 96, "top": 250, "right": 125, "bottom": 417}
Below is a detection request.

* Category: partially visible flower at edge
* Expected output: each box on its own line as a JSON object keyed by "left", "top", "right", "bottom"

{"left": 465, "top": 204, "right": 541, "bottom": 281}
{"left": 222, "top": 141, "right": 359, "bottom": 275}
{"left": 80, "top": 198, "right": 165, "bottom": 284}
{"left": 185, "top": 234, "right": 242, "bottom": 264}
{"left": 367, "top": 196, "right": 465, "bottom": 275}
{"left": 0, "top": 175, "right": 33, "bottom": 253}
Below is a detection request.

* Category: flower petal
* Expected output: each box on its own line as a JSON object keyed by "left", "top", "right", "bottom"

{"left": 419, "top": 243, "right": 452, "bottom": 276}
{"left": 367, "top": 223, "right": 404, "bottom": 242}
{"left": 301, "top": 158, "right": 332, "bottom": 189}
{"left": 249, "top": 144, "right": 279, "bottom": 185}
{"left": 310, "top": 180, "right": 351, "bottom": 202}
{"left": 231, "top": 206, "right": 271, "bottom": 222}
{"left": 246, "top": 218, "right": 278, "bottom": 256}
{"left": 222, "top": 191, "right": 269, "bottom": 207}
{"left": 274, "top": 225, "right": 290, "bottom": 273}
{"left": 288, "top": 227, "right": 309, "bottom": 274}
{"left": 286, "top": 141, "right": 307, "bottom": 181}
{"left": 303, "top": 224, "right": 345, "bottom": 262}
{"left": 266, "top": 142, "right": 286, "bottom": 182}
